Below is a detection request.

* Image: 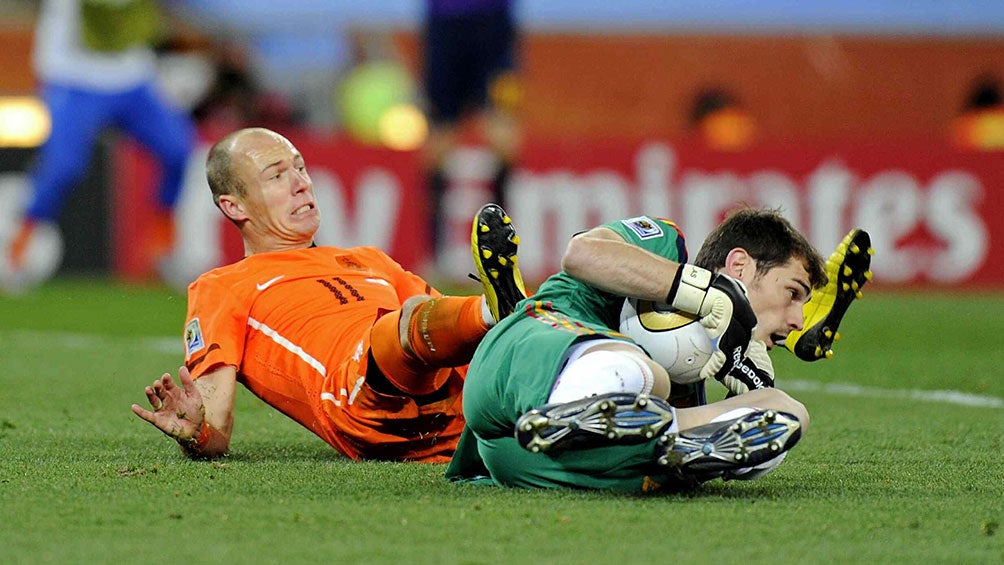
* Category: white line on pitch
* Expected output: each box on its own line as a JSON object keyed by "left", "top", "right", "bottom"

{"left": 784, "top": 379, "right": 1003, "bottom": 409}
{"left": 5, "top": 330, "right": 180, "bottom": 355}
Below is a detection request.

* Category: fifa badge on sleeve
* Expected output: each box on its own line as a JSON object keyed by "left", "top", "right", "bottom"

{"left": 185, "top": 318, "right": 205, "bottom": 357}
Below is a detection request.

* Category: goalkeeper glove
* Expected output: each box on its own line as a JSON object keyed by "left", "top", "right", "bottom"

{"left": 719, "top": 338, "right": 775, "bottom": 396}
{"left": 666, "top": 264, "right": 757, "bottom": 382}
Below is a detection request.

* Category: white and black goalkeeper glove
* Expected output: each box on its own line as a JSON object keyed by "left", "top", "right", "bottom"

{"left": 666, "top": 264, "right": 757, "bottom": 382}
{"left": 719, "top": 338, "right": 775, "bottom": 397}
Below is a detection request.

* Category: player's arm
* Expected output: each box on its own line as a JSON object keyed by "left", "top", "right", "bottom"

{"left": 562, "top": 226, "right": 681, "bottom": 300}
{"left": 563, "top": 225, "right": 757, "bottom": 381}
{"left": 131, "top": 364, "right": 236, "bottom": 459}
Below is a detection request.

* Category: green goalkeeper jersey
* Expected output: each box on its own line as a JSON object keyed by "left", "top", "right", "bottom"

{"left": 446, "top": 216, "right": 690, "bottom": 490}
{"left": 527, "top": 215, "right": 689, "bottom": 329}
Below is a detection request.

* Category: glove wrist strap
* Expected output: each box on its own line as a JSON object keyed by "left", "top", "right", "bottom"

{"left": 668, "top": 264, "right": 712, "bottom": 315}
{"left": 666, "top": 268, "right": 683, "bottom": 305}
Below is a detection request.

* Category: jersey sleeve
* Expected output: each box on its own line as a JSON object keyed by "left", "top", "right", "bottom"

{"left": 183, "top": 275, "right": 249, "bottom": 379}
{"left": 602, "top": 215, "right": 689, "bottom": 263}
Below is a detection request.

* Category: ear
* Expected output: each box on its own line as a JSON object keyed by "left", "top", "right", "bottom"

{"left": 218, "top": 195, "right": 249, "bottom": 223}
{"left": 722, "top": 248, "right": 753, "bottom": 283}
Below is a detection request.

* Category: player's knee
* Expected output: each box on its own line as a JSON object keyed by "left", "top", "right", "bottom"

{"left": 548, "top": 347, "right": 657, "bottom": 404}
{"left": 749, "top": 388, "right": 810, "bottom": 431}
{"left": 369, "top": 303, "right": 451, "bottom": 397}
{"left": 399, "top": 295, "right": 434, "bottom": 353}
{"left": 791, "top": 396, "right": 810, "bottom": 431}
{"left": 777, "top": 390, "right": 809, "bottom": 430}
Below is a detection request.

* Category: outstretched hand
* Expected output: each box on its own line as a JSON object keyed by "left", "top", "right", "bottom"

{"left": 131, "top": 366, "right": 205, "bottom": 442}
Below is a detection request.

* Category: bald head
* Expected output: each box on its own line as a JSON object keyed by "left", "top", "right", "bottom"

{"left": 205, "top": 127, "right": 293, "bottom": 207}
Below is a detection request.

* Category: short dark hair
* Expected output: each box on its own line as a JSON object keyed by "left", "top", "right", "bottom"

{"left": 694, "top": 206, "right": 827, "bottom": 289}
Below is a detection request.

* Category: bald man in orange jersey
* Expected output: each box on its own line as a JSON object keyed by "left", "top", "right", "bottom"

{"left": 132, "top": 127, "right": 526, "bottom": 462}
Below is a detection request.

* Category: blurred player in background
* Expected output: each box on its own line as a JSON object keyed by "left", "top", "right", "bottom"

{"left": 448, "top": 207, "right": 873, "bottom": 492}
{"left": 950, "top": 74, "right": 1004, "bottom": 151}
{"left": 1, "top": 0, "right": 195, "bottom": 293}
{"left": 132, "top": 127, "right": 527, "bottom": 462}
{"left": 689, "top": 86, "right": 757, "bottom": 152}
{"left": 422, "top": 0, "right": 522, "bottom": 269}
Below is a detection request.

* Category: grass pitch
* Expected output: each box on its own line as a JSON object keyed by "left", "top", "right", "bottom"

{"left": 1, "top": 278, "right": 1002, "bottom": 563}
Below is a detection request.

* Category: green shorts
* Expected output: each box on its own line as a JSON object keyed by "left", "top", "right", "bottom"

{"left": 447, "top": 303, "right": 679, "bottom": 492}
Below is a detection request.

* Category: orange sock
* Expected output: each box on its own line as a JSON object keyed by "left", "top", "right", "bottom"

{"left": 8, "top": 219, "right": 36, "bottom": 270}
{"left": 369, "top": 296, "right": 489, "bottom": 396}
{"left": 407, "top": 296, "right": 490, "bottom": 367}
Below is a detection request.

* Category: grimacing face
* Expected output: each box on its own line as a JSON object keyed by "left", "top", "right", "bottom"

{"left": 231, "top": 131, "right": 320, "bottom": 250}
{"left": 737, "top": 257, "right": 812, "bottom": 349}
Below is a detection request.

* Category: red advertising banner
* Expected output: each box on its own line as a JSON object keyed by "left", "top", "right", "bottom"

{"left": 112, "top": 131, "right": 1004, "bottom": 289}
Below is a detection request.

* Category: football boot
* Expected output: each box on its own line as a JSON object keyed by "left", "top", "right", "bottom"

{"left": 656, "top": 408, "right": 801, "bottom": 482}
{"left": 471, "top": 203, "right": 527, "bottom": 322}
{"left": 515, "top": 392, "right": 676, "bottom": 453}
{"left": 784, "top": 228, "right": 874, "bottom": 361}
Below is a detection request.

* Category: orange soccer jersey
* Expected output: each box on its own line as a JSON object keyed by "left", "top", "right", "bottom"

{"left": 182, "top": 246, "right": 466, "bottom": 462}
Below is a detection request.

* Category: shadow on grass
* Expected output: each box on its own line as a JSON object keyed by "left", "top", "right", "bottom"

{"left": 662, "top": 480, "right": 782, "bottom": 499}
{"left": 222, "top": 440, "right": 347, "bottom": 464}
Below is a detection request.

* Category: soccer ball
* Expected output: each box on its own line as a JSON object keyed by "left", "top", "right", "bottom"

{"left": 618, "top": 298, "right": 714, "bottom": 384}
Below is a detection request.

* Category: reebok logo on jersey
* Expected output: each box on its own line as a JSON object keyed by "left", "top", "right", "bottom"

{"left": 256, "top": 275, "right": 284, "bottom": 291}
{"left": 185, "top": 318, "right": 205, "bottom": 358}
{"left": 621, "top": 216, "right": 663, "bottom": 240}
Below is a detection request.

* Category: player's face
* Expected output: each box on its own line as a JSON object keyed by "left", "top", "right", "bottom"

{"left": 740, "top": 258, "right": 812, "bottom": 349}
{"left": 235, "top": 131, "right": 320, "bottom": 248}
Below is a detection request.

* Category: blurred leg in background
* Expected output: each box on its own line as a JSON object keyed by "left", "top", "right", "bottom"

{"left": 3, "top": 0, "right": 195, "bottom": 293}
{"left": 421, "top": 0, "right": 523, "bottom": 271}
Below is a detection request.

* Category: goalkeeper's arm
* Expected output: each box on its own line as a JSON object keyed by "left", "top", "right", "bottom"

{"left": 559, "top": 229, "right": 757, "bottom": 380}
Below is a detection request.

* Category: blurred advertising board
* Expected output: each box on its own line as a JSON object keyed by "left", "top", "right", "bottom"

{"left": 111, "top": 131, "right": 1003, "bottom": 289}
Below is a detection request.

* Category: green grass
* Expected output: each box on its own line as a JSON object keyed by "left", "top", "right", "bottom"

{"left": 2, "top": 279, "right": 1003, "bottom": 563}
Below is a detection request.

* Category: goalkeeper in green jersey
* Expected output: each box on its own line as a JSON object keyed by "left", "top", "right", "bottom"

{"left": 449, "top": 205, "right": 871, "bottom": 492}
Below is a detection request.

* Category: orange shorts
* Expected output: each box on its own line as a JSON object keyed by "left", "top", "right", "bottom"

{"left": 318, "top": 309, "right": 468, "bottom": 462}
